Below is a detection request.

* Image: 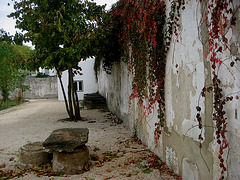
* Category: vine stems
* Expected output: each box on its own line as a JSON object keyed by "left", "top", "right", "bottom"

{"left": 197, "top": 0, "right": 239, "bottom": 179}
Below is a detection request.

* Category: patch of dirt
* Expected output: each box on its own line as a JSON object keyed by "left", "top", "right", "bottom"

{"left": 0, "top": 99, "right": 180, "bottom": 180}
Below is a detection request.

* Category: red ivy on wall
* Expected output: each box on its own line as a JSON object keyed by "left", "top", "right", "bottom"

{"left": 197, "top": 1, "right": 240, "bottom": 179}
{"left": 111, "top": 0, "right": 166, "bottom": 114}
{"left": 110, "top": 0, "right": 167, "bottom": 141}
{"left": 110, "top": 0, "right": 185, "bottom": 147}
{"left": 108, "top": 0, "right": 238, "bottom": 179}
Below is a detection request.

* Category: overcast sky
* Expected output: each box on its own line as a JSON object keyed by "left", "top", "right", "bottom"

{"left": 0, "top": 0, "right": 118, "bottom": 36}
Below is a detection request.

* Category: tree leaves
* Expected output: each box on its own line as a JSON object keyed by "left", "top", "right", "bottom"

{"left": 0, "top": 163, "right": 6, "bottom": 169}
{"left": 9, "top": 0, "right": 106, "bottom": 120}
{"left": 9, "top": 0, "right": 105, "bottom": 71}
{"left": 0, "top": 41, "right": 31, "bottom": 101}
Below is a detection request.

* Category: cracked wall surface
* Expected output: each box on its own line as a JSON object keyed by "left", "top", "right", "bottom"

{"left": 97, "top": 0, "right": 240, "bottom": 179}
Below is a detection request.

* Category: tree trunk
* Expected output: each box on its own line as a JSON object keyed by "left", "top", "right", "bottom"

{"left": 68, "top": 68, "right": 74, "bottom": 120}
{"left": 69, "top": 67, "right": 81, "bottom": 121}
{"left": 73, "top": 81, "right": 81, "bottom": 120}
{"left": 56, "top": 68, "right": 81, "bottom": 121}
{"left": 1, "top": 85, "right": 9, "bottom": 102}
{"left": 57, "top": 70, "right": 71, "bottom": 118}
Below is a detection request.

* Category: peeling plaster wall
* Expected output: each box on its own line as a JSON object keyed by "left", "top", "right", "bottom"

{"left": 97, "top": 0, "right": 240, "bottom": 179}
{"left": 216, "top": 2, "right": 240, "bottom": 179}
{"left": 97, "top": 61, "right": 162, "bottom": 156}
{"left": 164, "top": 1, "right": 212, "bottom": 179}
{"left": 0, "top": 77, "right": 58, "bottom": 100}
{"left": 98, "top": 61, "right": 133, "bottom": 128}
{"left": 165, "top": 0, "right": 205, "bottom": 139}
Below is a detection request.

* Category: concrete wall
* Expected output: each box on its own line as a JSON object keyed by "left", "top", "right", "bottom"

{"left": 98, "top": 60, "right": 133, "bottom": 127}
{"left": 97, "top": 1, "right": 240, "bottom": 179}
{"left": 163, "top": 1, "right": 212, "bottom": 179}
{"left": 217, "top": 2, "right": 240, "bottom": 179}
{"left": 58, "top": 58, "right": 98, "bottom": 101}
{"left": 23, "top": 77, "right": 58, "bottom": 99}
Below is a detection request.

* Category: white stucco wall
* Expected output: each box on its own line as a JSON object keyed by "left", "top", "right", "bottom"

{"left": 165, "top": 0, "right": 205, "bottom": 141}
{"left": 97, "top": 0, "right": 240, "bottom": 179}
{"left": 58, "top": 58, "right": 98, "bottom": 101}
{"left": 215, "top": 1, "right": 240, "bottom": 179}
{"left": 98, "top": 61, "right": 133, "bottom": 126}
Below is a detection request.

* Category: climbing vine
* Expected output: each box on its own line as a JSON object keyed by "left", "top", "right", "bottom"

{"left": 111, "top": 0, "right": 166, "bottom": 112}
{"left": 196, "top": 0, "right": 240, "bottom": 179}
{"left": 154, "top": 0, "right": 185, "bottom": 146}
{"left": 109, "top": 0, "right": 185, "bottom": 146}
{"left": 97, "top": 0, "right": 239, "bottom": 179}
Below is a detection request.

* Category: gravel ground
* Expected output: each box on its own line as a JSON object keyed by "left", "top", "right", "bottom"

{"left": 0, "top": 99, "right": 179, "bottom": 180}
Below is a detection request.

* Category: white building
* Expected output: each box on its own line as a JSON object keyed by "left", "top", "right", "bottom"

{"left": 58, "top": 58, "right": 98, "bottom": 101}
{"left": 38, "top": 67, "right": 57, "bottom": 77}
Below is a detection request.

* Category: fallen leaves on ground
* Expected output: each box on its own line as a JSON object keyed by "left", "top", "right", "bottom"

{"left": 0, "top": 163, "right": 65, "bottom": 179}
{"left": 90, "top": 137, "right": 182, "bottom": 180}
{"left": 0, "top": 163, "right": 6, "bottom": 169}
{"left": 90, "top": 152, "right": 113, "bottom": 167}
{"left": 126, "top": 171, "right": 139, "bottom": 177}
{"left": 0, "top": 137, "right": 181, "bottom": 179}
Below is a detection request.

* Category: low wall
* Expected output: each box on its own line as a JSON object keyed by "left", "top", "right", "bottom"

{"left": 23, "top": 76, "right": 58, "bottom": 99}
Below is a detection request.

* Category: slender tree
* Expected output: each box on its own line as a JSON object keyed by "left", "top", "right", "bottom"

{"left": 9, "top": 0, "right": 105, "bottom": 120}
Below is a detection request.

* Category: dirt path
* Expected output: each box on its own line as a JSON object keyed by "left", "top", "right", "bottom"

{"left": 0, "top": 99, "right": 178, "bottom": 180}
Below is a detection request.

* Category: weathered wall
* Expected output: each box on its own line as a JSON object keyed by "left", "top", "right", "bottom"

{"left": 23, "top": 77, "right": 58, "bottom": 99}
{"left": 98, "top": 60, "right": 133, "bottom": 127}
{"left": 163, "top": 1, "right": 212, "bottom": 179}
{"left": 97, "top": 0, "right": 240, "bottom": 179}
{"left": 216, "top": 2, "right": 240, "bottom": 179}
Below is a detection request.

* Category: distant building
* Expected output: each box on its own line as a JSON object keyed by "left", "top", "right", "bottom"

{"left": 38, "top": 67, "right": 57, "bottom": 77}
{"left": 58, "top": 58, "right": 98, "bottom": 101}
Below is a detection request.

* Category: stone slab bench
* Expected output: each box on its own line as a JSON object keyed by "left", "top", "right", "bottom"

{"left": 43, "top": 128, "right": 90, "bottom": 175}
{"left": 43, "top": 128, "right": 89, "bottom": 152}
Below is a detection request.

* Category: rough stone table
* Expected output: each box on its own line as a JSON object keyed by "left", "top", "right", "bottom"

{"left": 43, "top": 128, "right": 90, "bottom": 175}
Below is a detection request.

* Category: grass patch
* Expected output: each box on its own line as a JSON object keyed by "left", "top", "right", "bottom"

{"left": 0, "top": 100, "right": 25, "bottom": 110}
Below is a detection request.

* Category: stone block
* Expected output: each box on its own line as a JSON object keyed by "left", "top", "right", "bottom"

{"left": 52, "top": 145, "right": 89, "bottom": 175}
{"left": 18, "top": 142, "right": 52, "bottom": 169}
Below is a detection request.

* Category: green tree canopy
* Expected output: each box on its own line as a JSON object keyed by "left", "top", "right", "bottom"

{"left": 0, "top": 28, "right": 25, "bottom": 45}
{"left": 9, "top": 0, "right": 106, "bottom": 120}
{"left": 0, "top": 41, "right": 31, "bottom": 103}
{"left": 0, "top": 29, "right": 13, "bottom": 43}
{"left": 10, "top": 0, "right": 105, "bottom": 70}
